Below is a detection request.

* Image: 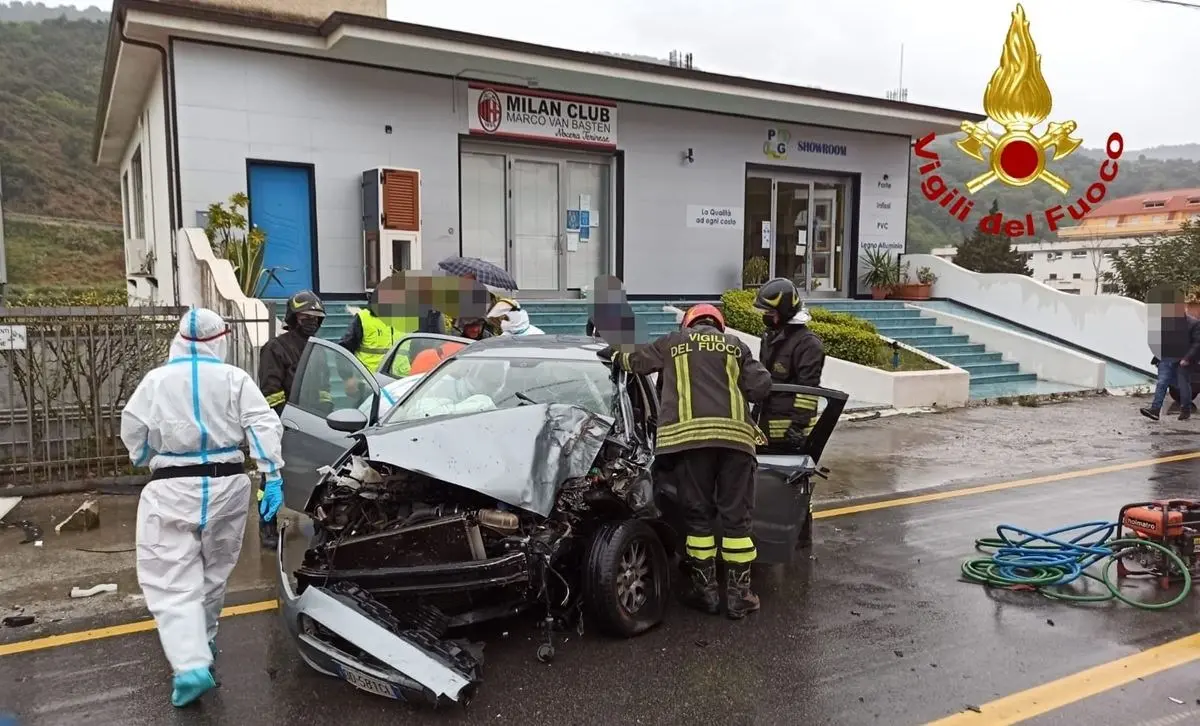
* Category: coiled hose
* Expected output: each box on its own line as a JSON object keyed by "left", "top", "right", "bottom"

{"left": 960, "top": 521, "right": 1193, "bottom": 610}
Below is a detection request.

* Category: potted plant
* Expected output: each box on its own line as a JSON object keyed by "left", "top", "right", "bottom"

{"left": 861, "top": 248, "right": 898, "bottom": 299}
{"left": 905, "top": 266, "right": 938, "bottom": 300}
{"left": 743, "top": 256, "right": 769, "bottom": 289}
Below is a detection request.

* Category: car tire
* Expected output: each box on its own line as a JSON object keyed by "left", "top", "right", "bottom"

{"left": 583, "top": 519, "right": 669, "bottom": 638}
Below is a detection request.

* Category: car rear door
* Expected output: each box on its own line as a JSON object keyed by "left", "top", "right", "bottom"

{"left": 280, "top": 337, "right": 381, "bottom": 511}
{"left": 753, "top": 384, "right": 848, "bottom": 565}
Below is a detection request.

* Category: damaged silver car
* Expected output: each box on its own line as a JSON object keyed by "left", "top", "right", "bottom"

{"left": 274, "top": 334, "right": 847, "bottom": 707}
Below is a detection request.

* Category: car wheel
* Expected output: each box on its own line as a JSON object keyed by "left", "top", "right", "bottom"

{"left": 583, "top": 519, "right": 669, "bottom": 638}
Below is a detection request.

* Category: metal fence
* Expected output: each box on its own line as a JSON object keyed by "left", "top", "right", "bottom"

{"left": 0, "top": 305, "right": 276, "bottom": 489}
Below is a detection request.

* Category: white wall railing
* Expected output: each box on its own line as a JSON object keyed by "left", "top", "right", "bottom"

{"left": 176, "top": 227, "right": 277, "bottom": 378}
{"left": 904, "top": 254, "right": 1153, "bottom": 375}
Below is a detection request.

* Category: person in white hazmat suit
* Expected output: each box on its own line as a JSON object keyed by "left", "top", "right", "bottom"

{"left": 120, "top": 308, "right": 284, "bottom": 708}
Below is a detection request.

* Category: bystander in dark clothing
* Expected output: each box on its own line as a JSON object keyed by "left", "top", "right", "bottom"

{"left": 1141, "top": 302, "right": 1200, "bottom": 422}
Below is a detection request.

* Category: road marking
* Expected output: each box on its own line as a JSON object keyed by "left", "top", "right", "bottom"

{"left": 816, "top": 451, "right": 1200, "bottom": 519}
{"left": 3, "top": 451, "right": 1198, "bottom": 659}
{"left": 0, "top": 600, "right": 277, "bottom": 657}
{"left": 925, "top": 632, "right": 1200, "bottom": 725}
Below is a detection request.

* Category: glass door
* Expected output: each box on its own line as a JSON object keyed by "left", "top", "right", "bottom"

{"left": 810, "top": 181, "right": 847, "bottom": 295}
{"left": 743, "top": 176, "right": 772, "bottom": 286}
{"left": 774, "top": 179, "right": 813, "bottom": 290}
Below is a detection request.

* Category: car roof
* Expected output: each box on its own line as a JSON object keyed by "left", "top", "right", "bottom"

{"left": 455, "top": 334, "right": 610, "bottom": 362}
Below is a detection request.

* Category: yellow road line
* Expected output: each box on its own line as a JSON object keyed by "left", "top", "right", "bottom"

{"left": 4, "top": 451, "right": 1199, "bottom": 658}
{"left": 816, "top": 451, "right": 1200, "bottom": 519}
{"left": 0, "top": 599, "right": 277, "bottom": 657}
{"left": 925, "top": 632, "right": 1200, "bottom": 725}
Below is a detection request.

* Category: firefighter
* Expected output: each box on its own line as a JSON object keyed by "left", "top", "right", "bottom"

{"left": 256, "top": 289, "right": 327, "bottom": 549}
{"left": 753, "top": 278, "right": 825, "bottom": 451}
{"left": 598, "top": 304, "right": 772, "bottom": 619}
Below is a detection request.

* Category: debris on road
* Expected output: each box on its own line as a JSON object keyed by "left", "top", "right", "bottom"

{"left": 1, "top": 615, "right": 35, "bottom": 627}
{"left": 70, "top": 583, "right": 118, "bottom": 598}
{"left": 966, "top": 705, "right": 983, "bottom": 713}
{"left": 1169, "top": 697, "right": 1184, "bottom": 705}
{"left": 55, "top": 499, "right": 100, "bottom": 534}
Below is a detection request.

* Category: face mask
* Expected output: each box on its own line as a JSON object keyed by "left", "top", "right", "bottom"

{"left": 297, "top": 317, "right": 322, "bottom": 337}
{"left": 762, "top": 312, "right": 777, "bottom": 328}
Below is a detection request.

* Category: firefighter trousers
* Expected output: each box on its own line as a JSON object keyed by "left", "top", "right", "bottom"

{"left": 666, "top": 447, "right": 757, "bottom": 565}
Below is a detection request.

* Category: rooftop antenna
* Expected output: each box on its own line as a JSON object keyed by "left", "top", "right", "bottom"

{"left": 886, "top": 43, "right": 909, "bottom": 102}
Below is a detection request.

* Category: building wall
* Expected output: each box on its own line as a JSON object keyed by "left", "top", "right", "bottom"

{"left": 618, "top": 104, "right": 910, "bottom": 294}
{"left": 931, "top": 237, "right": 1143, "bottom": 297}
{"left": 120, "top": 63, "right": 173, "bottom": 304}
{"left": 170, "top": 41, "right": 911, "bottom": 298}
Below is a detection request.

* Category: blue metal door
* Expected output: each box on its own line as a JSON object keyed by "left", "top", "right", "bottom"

{"left": 247, "top": 163, "right": 315, "bottom": 298}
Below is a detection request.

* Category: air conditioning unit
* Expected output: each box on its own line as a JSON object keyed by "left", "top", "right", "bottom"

{"left": 361, "top": 167, "right": 422, "bottom": 290}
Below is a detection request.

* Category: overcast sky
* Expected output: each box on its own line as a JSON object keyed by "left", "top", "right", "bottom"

{"left": 51, "top": 0, "right": 1199, "bottom": 148}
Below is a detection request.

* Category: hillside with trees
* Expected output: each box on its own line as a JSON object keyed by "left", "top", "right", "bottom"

{"left": 907, "top": 136, "right": 1200, "bottom": 254}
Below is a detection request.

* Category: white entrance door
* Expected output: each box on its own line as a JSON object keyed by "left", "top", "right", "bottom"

{"left": 460, "top": 152, "right": 507, "bottom": 269}
{"left": 565, "top": 161, "right": 610, "bottom": 290}
{"left": 511, "top": 160, "right": 561, "bottom": 291}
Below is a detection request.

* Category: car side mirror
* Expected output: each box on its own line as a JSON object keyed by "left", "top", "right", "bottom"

{"left": 326, "top": 408, "right": 369, "bottom": 433}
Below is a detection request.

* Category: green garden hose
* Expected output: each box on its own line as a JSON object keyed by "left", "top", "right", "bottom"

{"left": 960, "top": 522, "right": 1193, "bottom": 610}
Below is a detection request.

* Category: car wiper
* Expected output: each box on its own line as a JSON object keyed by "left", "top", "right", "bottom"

{"left": 513, "top": 391, "right": 537, "bottom": 406}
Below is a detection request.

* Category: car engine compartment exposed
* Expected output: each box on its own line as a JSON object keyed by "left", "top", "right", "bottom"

{"left": 294, "top": 423, "right": 658, "bottom": 681}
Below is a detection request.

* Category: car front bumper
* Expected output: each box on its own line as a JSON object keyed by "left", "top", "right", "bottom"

{"left": 275, "top": 522, "right": 484, "bottom": 707}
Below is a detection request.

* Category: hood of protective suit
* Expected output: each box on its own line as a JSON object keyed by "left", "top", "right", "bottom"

{"left": 357, "top": 403, "right": 614, "bottom": 517}
{"left": 500, "top": 308, "right": 540, "bottom": 335}
{"left": 169, "top": 308, "right": 230, "bottom": 362}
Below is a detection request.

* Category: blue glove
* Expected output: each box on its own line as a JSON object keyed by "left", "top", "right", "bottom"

{"left": 259, "top": 478, "right": 283, "bottom": 521}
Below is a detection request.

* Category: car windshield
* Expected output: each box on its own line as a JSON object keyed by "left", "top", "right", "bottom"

{"left": 381, "top": 356, "right": 617, "bottom": 424}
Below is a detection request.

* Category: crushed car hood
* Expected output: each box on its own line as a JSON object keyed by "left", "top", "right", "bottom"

{"left": 359, "top": 403, "right": 614, "bottom": 517}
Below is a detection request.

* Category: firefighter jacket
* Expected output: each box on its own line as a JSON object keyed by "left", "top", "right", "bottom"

{"left": 758, "top": 322, "right": 825, "bottom": 442}
{"left": 612, "top": 325, "right": 773, "bottom": 456}
{"left": 258, "top": 329, "right": 328, "bottom": 414}
{"left": 336, "top": 309, "right": 417, "bottom": 375}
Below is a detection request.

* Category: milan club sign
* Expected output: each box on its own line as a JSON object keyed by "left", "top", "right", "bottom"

{"left": 467, "top": 83, "right": 618, "bottom": 149}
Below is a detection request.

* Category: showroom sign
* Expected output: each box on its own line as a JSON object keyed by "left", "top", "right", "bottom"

{"left": 468, "top": 83, "right": 618, "bottom": 149}
{"left": 763, "top": 128, "right": 848, "bottom": 160}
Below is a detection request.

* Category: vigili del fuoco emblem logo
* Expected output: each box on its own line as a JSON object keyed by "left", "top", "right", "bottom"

{"left": 913, "top": 4, "right": 1125, "bottom": 238}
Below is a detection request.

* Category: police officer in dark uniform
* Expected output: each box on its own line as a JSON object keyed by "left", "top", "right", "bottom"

{"left": 256, "top": 289, "right": 326, "bottom": 548}
{"left": 599, "top": 304, "right": 772, "bottom": 619}
{"left": 753, "top": 278, "right": 825, "bottom": 451}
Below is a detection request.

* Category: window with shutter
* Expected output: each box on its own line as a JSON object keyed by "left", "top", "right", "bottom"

{"left": 382, "top": 170, "right": 420, "bottom": 232}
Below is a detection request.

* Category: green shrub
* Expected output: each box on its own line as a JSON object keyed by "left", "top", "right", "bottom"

{"left": 809, "top": 307, "right": 876, "bottom": 333}
{"left": 6, "top": 284, "right": 127, "bottom": 307}
{"left": 807, "top": 321, "right": 883, "bottom": 367}
{"left": 720, "top": 288, "right": 881, "bottom": 367}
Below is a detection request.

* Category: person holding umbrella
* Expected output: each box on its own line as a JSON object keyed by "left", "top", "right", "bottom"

{"left": 437, "top": 256, "right": 521, "bottom": 336}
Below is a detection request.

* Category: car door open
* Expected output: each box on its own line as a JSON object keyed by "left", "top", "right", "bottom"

{"left": 377, "top": 333, "right": 472, "bottom": 381}
{"left": 752, "top": 383, "right": 848, "bottom": 565}
{"left": 280, "top": 337, "right": 382, "bottom": 511}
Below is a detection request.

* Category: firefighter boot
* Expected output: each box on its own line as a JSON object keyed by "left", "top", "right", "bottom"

{"left": 725, "top": 562, "right": 760, "bottom": 620}
{"left": 680, "top": 557, "right": 720, "bottom": 615}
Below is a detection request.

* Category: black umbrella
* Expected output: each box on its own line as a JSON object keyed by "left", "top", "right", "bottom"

{"left": 437, "top": 256, "right": 518, "bottom": 291}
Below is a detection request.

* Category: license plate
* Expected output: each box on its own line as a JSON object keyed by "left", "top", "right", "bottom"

{"left": 337, "top": 663, "right": 399, "bottom": 700}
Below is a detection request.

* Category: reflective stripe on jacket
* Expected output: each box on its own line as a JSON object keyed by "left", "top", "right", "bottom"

{"left": 613, "top": 325, "right": 773, "bottom": 456}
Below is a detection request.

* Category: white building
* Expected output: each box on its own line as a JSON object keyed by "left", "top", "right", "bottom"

{"left": 94, "top": 0, "right": 975, "bottom": 305}
{"left": 931, "top": 188, "right": 1200, "bottom": 297}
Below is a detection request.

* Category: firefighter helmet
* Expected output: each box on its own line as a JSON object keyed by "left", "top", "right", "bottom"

{"left": 681, "top": 303, "right": 725, "bottom": 332}
{"left": 753, "top": 278, "right": 801, "bottom": 327}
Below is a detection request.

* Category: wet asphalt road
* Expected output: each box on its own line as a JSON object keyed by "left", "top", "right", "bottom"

{"left": 4, "top": 457, "right": 1200, "bottom": 726}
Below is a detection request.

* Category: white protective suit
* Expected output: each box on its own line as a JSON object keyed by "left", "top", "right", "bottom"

{"left": 121, "top": 308, "right": 284, "bottom": 675}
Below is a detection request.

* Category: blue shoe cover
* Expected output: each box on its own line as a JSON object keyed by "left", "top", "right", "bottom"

{"left": 171, "top": 667, "right": 215, "bottom": 707}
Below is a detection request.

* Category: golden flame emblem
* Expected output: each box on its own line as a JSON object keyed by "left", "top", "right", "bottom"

{"left": 955, "top": 4, "right": 1083, "bottom": 194}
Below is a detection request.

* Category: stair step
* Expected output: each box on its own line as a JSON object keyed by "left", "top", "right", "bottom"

{"left": 962, "top": 361, "right": 1021, "bottom": 375}
{"left": 919, "top": 343, "right": 987, "bottom": 356}
{"left": 935, "top": 352, "right": 1004, "bottom": 365}
{"left": 845, "top": 310, "right": 923, "bottom": 320}
{"left": 892, "top": 334, "right": 970, "bottom": 346}
{"left": 969, "top": 372, "right": 1039, "bottom": 385}
{"left": 875, "top": 321, "right": 943, "bottom": 333}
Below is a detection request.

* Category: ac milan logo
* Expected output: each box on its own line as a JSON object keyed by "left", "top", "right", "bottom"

{"left": 477, "top": 89, "right": 502, "bottom": 133}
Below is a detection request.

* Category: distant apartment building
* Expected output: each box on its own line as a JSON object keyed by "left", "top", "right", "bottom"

{"left": 930, "top": 188, "right": 1200, "bottom": 296}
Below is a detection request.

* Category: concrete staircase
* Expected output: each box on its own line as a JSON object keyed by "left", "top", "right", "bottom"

{"left": 521, "top": 300, "right": 689, "bottom": 342}
{"left": 808, "top": 300, "right": 1039, "bottom": 395}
